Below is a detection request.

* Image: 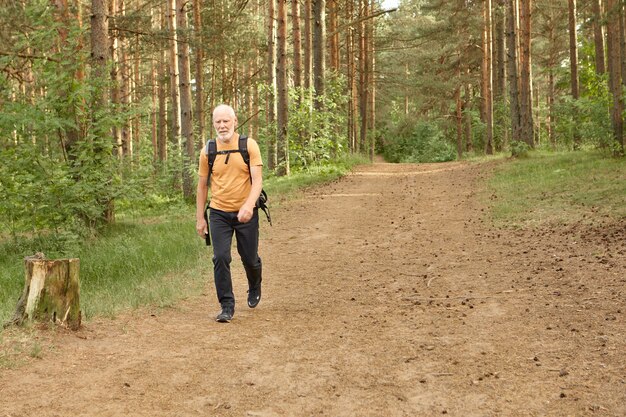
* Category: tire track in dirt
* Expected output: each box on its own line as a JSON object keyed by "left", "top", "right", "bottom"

{"left": 0, "top": 161, "right": 624, "bottom": 416}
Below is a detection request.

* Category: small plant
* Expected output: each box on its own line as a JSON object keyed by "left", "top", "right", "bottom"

{"left": 510, "top": 141, "right": 531, "bottom": 158}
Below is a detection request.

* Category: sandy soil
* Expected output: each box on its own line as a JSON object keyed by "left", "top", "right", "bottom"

{"left": 1, "top": 160, "right": 625, "bottom": 417}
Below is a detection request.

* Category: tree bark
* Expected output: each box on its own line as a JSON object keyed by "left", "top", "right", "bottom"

{"left": 304, "top": 0, "right": 313, "bottom": 91}
{"left": 328, "top": 0, "right": 339, "bottom": 72}
{"left": 568, "top": 0, "right": 580, "bottom": 148}
{"left": 359, "top": 0, "right": 368, "bottom": 152}
{"left": 518, "top": 0, "right": 534, "bottom": 147}
{"left": 193, "top": 0, "right": 206, "bottom": 144}
{"left": 276, "top": 0, "right": 289, "bottom": 176}
{"left": 177, "top": 0, "right": 195, "bottom": 199}
{"left": 7, "top": 256, "right": 81, "bottom": 330}
{"left": 368, "top": 0, "right": 376, "bottom": 161}
{"left": 167, "top": 0, "right": 181, "bottom": 150}
{"left": 592, "top": 0, "right": 606, "bottom": 75}
{"left": 607, "top": 0, "right": 625, "bottom": 155}
{"left": 482, "top": 0, "right": 494, "bottom": 154}
{"left": 313, "top": 0, "right": 326, "bottom": 110}
{"left": 267, "top": 0, "right": 277, "bottom": 170}
{"left": 292, "top": 0, "right": 303, "bottom": 90}
{"left": 507, "top": 0, "right": 521, "bottom": 144}
{"left": 346, "top": 0, "right": 357, "bottom": 152}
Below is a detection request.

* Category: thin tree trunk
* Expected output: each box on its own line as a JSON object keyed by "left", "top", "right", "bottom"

{"left": 193, "top": 0, "right": 206, "bottom": 145}
{"left": 110, "top": 0, "right": 122, "bottom": 157}
{"left": 313, "top": 0, "right": 326, "bottom": 110}
{"left": 276, "top": 0, "right": 289, "bottom": 176}
{"left": 292, "top": 0, "right": 303, "bottom": 90}
{"left": 304, "top": 0, "right": 313, "bottom": 91}
{"left": 619, "top": 5, "right": 626, "bottom": 86}
{"left": 593, "top": 0, "right": 606, "bottom": 74}
{"left": 519, "top": 0, "right": 534, "bottom": 147}
{"left": 368, "top": 0, "right": 376, "bottom": 161}
{"left": 346, "top": 0, "right": 356, "bottom": 151}
{"left": 494, "top": 0, "right": 507, "bottom": 150}
{"left": 482, "top": 0, "right": 494, "bottom": 154}
{"left": 328, "top": 0, "right": 339, "bottom": 72}
{"left": 607, "top": 0, "right": 625, "bottom": 155}
{"left": 507, "top": 0, "right": 521, "bottom": 144}
{"left": 119, "top": 0, "right": 132, "bottom": 157}
{"left": 177, "top": 0, "right": 195, "bottom": 199}
{"left": 464, "top": 80, "right": 474, "bottom": 152}
{"left": 456, "top": 59, "right": 463, "bottom": 159}
{"left": 90, "top": 0, "right": 109, "bottom": 111}
{"left": 267, "top": 0, "right": 277, "bottom": 169}
{"left": 157, "top": 6, "right": 168, "bottom": 162}
{"left": 168, "top": 0, "right": 181, "bottom": 151}
{"left": 568, "top": 0, "right": 580, "bottom": 148}
{"left": 358, "top": 0, "right": 368, "bottom": 152}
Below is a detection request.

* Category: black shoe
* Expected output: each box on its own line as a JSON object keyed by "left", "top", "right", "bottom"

{"left": 216, "top": 305, "right": 234, "bottom": 323}
{"left": 244, "top": 265, "right": 263, "bottom": 308}
{"left": 247, "top": 285, "right": 261, "bottom": 308}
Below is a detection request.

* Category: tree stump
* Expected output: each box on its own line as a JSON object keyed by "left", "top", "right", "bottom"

{"left": 6, "top": 256, "right": 81, "bottom": 330}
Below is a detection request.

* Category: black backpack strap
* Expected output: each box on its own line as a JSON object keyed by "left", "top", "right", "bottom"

{"left": 206, "top": 139, "right": 217, "bottom": 186}
{"left": 238, "top": 135, "right": 251, "bottom": 182}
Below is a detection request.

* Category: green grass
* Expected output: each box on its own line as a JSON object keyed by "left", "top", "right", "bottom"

{"left": 0, "top": 155, "right": 368, "bottom": 327}
{"left": 486, "top": 150, "right": 626, "bottom": 227}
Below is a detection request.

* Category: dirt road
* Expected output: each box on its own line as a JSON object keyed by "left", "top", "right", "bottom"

{"left": 1, "top": 161, "right": 624, "bottom": 416}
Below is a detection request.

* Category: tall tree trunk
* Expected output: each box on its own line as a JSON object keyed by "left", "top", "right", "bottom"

{"left": 313, "top": 0, "right": 326, "bottom": 110}
{"left": 494, "top": 0, "right": 507, "bottom": 150}
{"left": 167, "top": 0, "right": 181, "bottom": 151}
{"left": 132, "top": 34, "right": 141, "bottom": 159}
{"left": 267, "top": 0, "right": 277, "bottom": 169}
{"left": 607, "top": 0, "right": 625, "bottom": 155}
{"left": 464, "top": 80, "right": 474, "bottom": 152}
{"left": 368, "top": 0, "right": 376, "bottom": 161}
{"left": 455, "top": 57, "right": 463, "bottom": 159}
{"left": 568, "top": 0, "right": 581, "bottom": 148}
{"left": 157, "top": 6, "right": 168, "bottom": 162}
{"left": 292, "top": 0, "right": 303, "bottom": 90}
{"left": 358, "top": 0, "right": 368, "bottom": 152}
{"left": 619, "top": 6, "right": 626, "bottom": 86}
{"left": 346, "top": 0, "right": 356, "bottom": 152}
{"left": 328, "top": 0, "right": 339, "bottom": 72}
{"left": 90, "top": 0, "right": 109, "bottom": 110}
{"left": 110, "top": 0, "right": 122, "bottom": 157}
{"left": 507, "top": 0, "right": 521, "bottom": 144}
{"left": 177, "top": 0, "right": 195, "bottom": 200}
{"left": 276, "top": 0, "right": 289, "bottom": 176}
{"left": 119, "top": 0, "right": 132, "bottom": 157}
{"left": 518, "top": 0, "right": 534, "bottom": 147}
{"left": 304, "top": 0, "right": 313, "bottom": 91}
{"left": 482, "top": 0, "right": 494, "bottom": 154}
{"left": 593, "top": 0, "right": 606, "bottom": 75}
{"left": 193, "top": 0, "right": 206, "bottom": 145}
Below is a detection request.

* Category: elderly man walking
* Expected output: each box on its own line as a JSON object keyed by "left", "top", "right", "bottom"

{"left": 196, "top": 104, "right": 264, "bottom": 323}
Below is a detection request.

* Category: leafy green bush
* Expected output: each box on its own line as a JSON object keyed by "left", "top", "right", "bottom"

{"left": 510, "top": 140, "right": 531, "bottom": 158}
{"left": 382, "top": 118, "right": 457, "bottom": 163}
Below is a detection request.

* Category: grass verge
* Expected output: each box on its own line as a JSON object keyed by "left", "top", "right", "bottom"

{"left": 485, "top": 150, "right": 626, "bottom": 227}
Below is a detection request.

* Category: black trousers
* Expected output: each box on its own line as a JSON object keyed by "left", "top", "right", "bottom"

{"left": 209, "top": 208, "right": 262, "bottom": 307}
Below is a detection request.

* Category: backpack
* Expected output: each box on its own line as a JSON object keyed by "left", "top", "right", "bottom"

{"left": 205, "top": 135, "right": 272, "bottom": 225}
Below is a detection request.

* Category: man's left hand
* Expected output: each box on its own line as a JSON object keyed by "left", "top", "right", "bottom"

{"left": 237, "top": 205, "right": 254, "bottom": 223}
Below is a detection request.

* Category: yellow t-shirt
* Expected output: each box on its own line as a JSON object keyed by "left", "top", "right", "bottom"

{"left": 198, "top": 134, "right": 263, "bottom": 212}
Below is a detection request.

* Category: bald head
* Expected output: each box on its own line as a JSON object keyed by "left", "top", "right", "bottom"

{"left": 213, "top": 104, "right": 236, "bottom": 119}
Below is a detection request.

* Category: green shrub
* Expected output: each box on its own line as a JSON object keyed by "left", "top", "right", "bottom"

{"left": 510, "top": 140, "right": 531, "bottom": 158}
{"left": 382, "top": 118, "right": 457, "bottom": 163}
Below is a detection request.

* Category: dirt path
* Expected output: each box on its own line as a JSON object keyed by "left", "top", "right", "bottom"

{"left": 1, "top": 161, "right": 624, "bottom": 416}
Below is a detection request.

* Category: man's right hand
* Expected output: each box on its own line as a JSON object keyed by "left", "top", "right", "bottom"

{"left": 196, "top": 218, "right": 208, "bottom": 237}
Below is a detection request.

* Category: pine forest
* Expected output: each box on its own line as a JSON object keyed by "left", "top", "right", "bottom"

{"left": 1, "top": 0, "right": 625, "bottom": 242}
